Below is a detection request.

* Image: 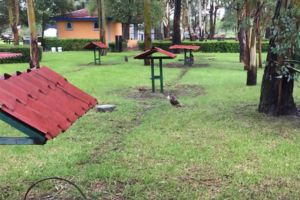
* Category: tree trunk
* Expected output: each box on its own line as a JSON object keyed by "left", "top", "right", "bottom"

{"left": 144, "top": 0, "right": 151, "bottom": 65}
{"left": 163, "top": 1, "right": 171, "bottom": 39}
{"left": 154, "top": 24, "right": 163, "bottom": 40}
{"left": 100, "top": 0, "right": 107, "bottom": 44}
{"left": 8, "top": 0, "right": 19, "bottom": 45}
{"left": 209, "top": 1, "right": 214, "bottom": 39}
{"left": 258, "top": 0, "right": 297, "bottom": 115}
{"left": 97, "top": 0, "right": 106, "bottom": 44}
{"left": 172, "top": 0, "right": 182, "bottom": 52}
{"left": 256, "top": 0, "right": 263, "bottom": 68}
{"left": 41, "top": 12, "right": 46, "bottom": 50}
{"left": 212, "top": 3, "right": 218, "bottom": 37}
{"left": 134, "top": 23, "right": 138, "bottom": 39}
{"left": 246, "top": 25, "right": 257, "bottom": 85}
{"left": 257, "top": 33, "right": 263, "bottom": 68}
{"left": 185, "top": 0, "right": 195, "bottom": 40}
{"left": 26, "top": 0, "right": 39, "bottom": 68}
{"left": 97, "top": 0, "right": 101, "bottom": 40}
{"left": 123, "top": 23, "right": 130, "bottom": 40}
{"left": 198, "top": 0, "right": 204, "bottom": 40}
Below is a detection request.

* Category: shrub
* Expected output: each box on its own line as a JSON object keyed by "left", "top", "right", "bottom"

{"left": 44, "top": 38, "right": 97, "bottom": 51}
{"left": 138, "top": 40, "right": 269, "bottom": 53}
{"left": 0, "top": 45, "right": 43, "bottom": 64}
{"left": 44, "top": 38, "right": 128, "bottom": 52}
{"left": 109, "top": 41, "right": 128, "bottom": 52}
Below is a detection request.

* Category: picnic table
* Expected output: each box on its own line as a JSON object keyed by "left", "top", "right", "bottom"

{"left": 135, "top": 47, "right": 176, "bottom": 93}
{"left": 84, "top": 42, "right": 108, "bottom": 65}
{"left": 1, "top": 35, "right": 13, "bottom": 44}
{"left": 169, "top": 45, "right": 200, "bottom": 66}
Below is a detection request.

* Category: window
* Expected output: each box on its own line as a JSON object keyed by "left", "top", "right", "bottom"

{"left": 66, "top": 22, "right": 73, "bottom": 31}
{"left": 94, "top": 22, "right": 99, "bottom": 30}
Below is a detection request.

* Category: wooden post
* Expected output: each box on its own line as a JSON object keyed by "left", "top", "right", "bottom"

{"left": 26, "top": 0, "right": 39, "bottom": 68}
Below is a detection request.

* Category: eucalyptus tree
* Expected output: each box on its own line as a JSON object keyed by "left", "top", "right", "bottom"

{"left": 259, "top": 0, "right": 300, "bottom": 115}
{"left": 208, "top": 0, "right": 224, "bottom": 39}
{"left": 144, "top": 0, "right": 151, "bottom": 65}
{"left": 73, "top": 0, "right": 88, "bottom": 9}
{"left": 0, "top": 0, "right": 8, "bottom": 34}
{"left": 162, "top": 0, "right": 173, "bottom": 39}
{"left": 105, "top": 0, "right": 143, "bottom": 40}
{"left": 87, "top": 0, "right": 107, "bottom": 43}
{"left": 172, "top": 0, "right": 181, "bottom": 48}
{"left": 26, "top": 0, "right": 39, "bottom": 68}
{"left": 7, "top": 0, "right": 20, "bottom": 45}
{"left": 35, "top": 0, "right": 73, "bottom": 47}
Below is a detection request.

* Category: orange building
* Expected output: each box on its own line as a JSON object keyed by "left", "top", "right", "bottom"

{"left": 53, "top": 9, "right": 122, "bottom": 44}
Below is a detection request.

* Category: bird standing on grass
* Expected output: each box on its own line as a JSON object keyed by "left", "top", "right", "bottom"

{"left": 167, "top": 94, "right": 182, "bottom": 107}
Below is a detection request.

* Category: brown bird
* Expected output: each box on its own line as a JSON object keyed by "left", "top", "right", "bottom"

{"left": 167, "top": 94, "right": 182, "bottom": 107}
{"left": 138, "top": 87, "right": 147, "bottom": 92}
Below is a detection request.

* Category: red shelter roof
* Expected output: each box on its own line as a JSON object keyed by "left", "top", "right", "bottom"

{"left": 134, "top": 47, "right": 176, "bottom": 59}
{"left": 0, "top": 67, "right": 97, "bottom": 141}
{"left": 169, "top": 45, "right": 200, "bottom": 51}
{"left": 0, "top": 52, "right": 23, "bottom": 60}
{"left": 84, "top": 42, "right": 108, "bottom": 49}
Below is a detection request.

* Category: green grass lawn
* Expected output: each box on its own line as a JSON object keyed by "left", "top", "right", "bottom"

{"left": 0, "top": 51, "right": 300, "bottom": 199}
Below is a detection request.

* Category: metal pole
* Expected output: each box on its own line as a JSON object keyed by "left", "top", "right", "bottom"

{"left": 189, "top": 49, "right": 193, "bottom": 66}
{"left": 184, "top": 49, "right": 187, "bottom": 65}
{"left": 159, "top": 59, "right": 163, "bottom": 93}
{"left": 94, "top": 49, "right": 96, "bottom": 64}
{"left": 98, "top": 49, "right": 101, "bottom": 65}
{"left": 151, "top": 58, "right": 155, "bottom": 92}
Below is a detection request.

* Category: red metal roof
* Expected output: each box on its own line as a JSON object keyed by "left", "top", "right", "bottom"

{"left": 0, "top": 67, "right": 97, "bottom": 140}
{"left": 134, "top": 47, "right": 176, "bottom": 59}
{"left": 84, "top": 42, "right": 108, "bottom": 49}
{"left": 65, "top": 8, "right": 96, "bottom": 18}
{"left": 169, "top": 45, "right": 200, "bottom": 50}
{"left": 0, "top": 52, "right": 23, "bottom": 60}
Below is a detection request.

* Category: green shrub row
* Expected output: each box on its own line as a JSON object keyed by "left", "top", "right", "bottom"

{"left": 44, "top": 38, "right": 97, "bottom": 51}
{"left": 0, "top": 45, "right": 42, "bottom": 64}
{"left": 138, "top": 40, "right": 269, "bottom": 53}
{"left": 44, "top": 38, "right": 128, "bottom": 52}
{"left": 108, "top": 42, "right": 128, "bottom": 52}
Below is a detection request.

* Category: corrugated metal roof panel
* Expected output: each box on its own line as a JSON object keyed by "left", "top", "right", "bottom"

{"left": 134, "top": 47, "right": 176, "bottom": 59}
{"left": 84, "top": 42, "right": 108, "bottom": 50}
{"left": 0, "top": 52, "right": 22, "bottom": 60}
{"left": 0, "top": 66, "right": 97, "bottom": 140}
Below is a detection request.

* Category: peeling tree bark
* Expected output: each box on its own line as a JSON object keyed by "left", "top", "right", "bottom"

{"left": 26, "top": 0, "right": 39, "bottom": 69}
{"left": 97, "top": 0, "right": 106, "bottom": 44}
{"left": 185, "top": 0, "right": 195, "bottom": 40}
{"left": 172, "top": 0, "right": 182, "bottom": 53}
{"left": 258, "top": 0, "right": 297, "bottom": 116}
{"left": 144, "top": 0, "right": 152, "bottom": 65}
{"left": 8, "top": 0, "right": 19, "bottom": 45}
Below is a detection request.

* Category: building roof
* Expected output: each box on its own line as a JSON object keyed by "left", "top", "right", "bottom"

{"left": 52, "top": 8, "right": 97, "bottom": 21}
{"left": 0, "top": 52, "right": 23, "bottom": 60}
{"left": 52, "top": 8, "right": 112, "bottom": 22}
{"left": 84, "top": 42, "right": 108, "bottom": 49}
{"left": 0, "top": 66, "right": 97, "bottom": 141}
{"left": 134, "top": 47, "right": 176, "bottom": 59}
{"left": 169, "top": 45, "right": 200, "bottom": 50}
